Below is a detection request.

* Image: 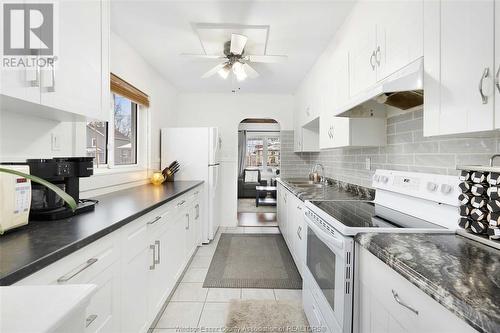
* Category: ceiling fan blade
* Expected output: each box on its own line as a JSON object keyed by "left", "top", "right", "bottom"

{"left": 201, "top": 63, "right": 225, "bottom": 78}
{"left": 243, "top": 63, "right": 259, "bottom": 79}
{"left": 181, "top": 53, "right": 225, "bottom": 60}
{"left": 230, "top": 34, "right": 248, "bottom": 55}
{"left": 247, "top": 55, "right": 288, "bottom": 63}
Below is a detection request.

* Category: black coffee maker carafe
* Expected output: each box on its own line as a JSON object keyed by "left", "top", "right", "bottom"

{"left": 27, "top": 157, "right": 96, "bottom": 220}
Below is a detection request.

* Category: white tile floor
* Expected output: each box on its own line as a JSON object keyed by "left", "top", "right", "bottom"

{"left": 152, "top": 227, "right": 302, "bottom": 332}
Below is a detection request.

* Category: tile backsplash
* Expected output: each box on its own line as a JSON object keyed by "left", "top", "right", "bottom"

{"left": 280, "top": 109, "right": 500, "bottom": 188}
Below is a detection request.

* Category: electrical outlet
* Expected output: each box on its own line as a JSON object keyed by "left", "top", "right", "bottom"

{"left": 51, "top": 133, "right": 61, "bottom": 151}
{"left": 365, "top": 157, "right": 371, "bottom": 170}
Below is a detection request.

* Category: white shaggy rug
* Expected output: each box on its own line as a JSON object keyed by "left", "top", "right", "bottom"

{"left": 238, "top": 199, "right": 277, "bottom": 213}
{"left": 225, "top": 300, "right": 313, "bottom": 332}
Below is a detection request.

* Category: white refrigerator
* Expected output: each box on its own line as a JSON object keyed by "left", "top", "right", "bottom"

{"left": 161, "top": 127, "right": 221, "bottom": 243}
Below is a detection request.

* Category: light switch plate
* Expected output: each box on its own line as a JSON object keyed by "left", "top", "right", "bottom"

{"left": 51, "top": 133, "right": 61, "bottom": 151}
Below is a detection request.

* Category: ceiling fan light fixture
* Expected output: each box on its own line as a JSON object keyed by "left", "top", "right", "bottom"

{"left": 218, "top": 64, "right": 230, "bottom": 79}
{"left": 232, "top": 62, "right": 247, "bottom": 81}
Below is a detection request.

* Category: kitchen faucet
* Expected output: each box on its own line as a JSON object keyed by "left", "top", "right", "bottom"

{"left": 310, "top": 163, "right": 325, "bottom": 183}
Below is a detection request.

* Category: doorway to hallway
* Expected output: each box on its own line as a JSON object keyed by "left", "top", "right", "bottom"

{"left": 236, "top": 118, "right": 280, "bottom": 228}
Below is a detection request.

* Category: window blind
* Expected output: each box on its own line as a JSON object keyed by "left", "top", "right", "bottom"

{"left": 110, "top": 73, "right": 150, "bottom": 107}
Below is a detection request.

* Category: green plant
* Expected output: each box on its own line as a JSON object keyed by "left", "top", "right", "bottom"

{"left": 0, "top": 167, "right": 77, "bottom": 211}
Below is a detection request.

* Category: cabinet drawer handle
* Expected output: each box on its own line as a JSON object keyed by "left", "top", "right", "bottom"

{"left": 370, "top": 51, "right": 376, "bottom": 70}
{"left": 86, "top": 314, "right": 98, "bottom": 328}
{"left": 297, "top": 226, "right": 302, "bottom": 240}
{"left": 155, "top": 240, "right": 160, "bottom": 264}
{"left": 195, "top": 204, "right": 200, "bottom": 219}
{"left": 149, "top": 244, "right": 156, "bottom": 270}
{"left": 479, "top": 67, "right": 490, "bottom": 104}
{"left": 186, "top": 213, "right": 190, "bottom": 230}
{"left": 495, "top": 65, "right": 500, "bottom": 94}
{"left": 391, "top": 289, "right": 419, "bottom": 315}
{"left": 57, "top": 258, "right": 98, "bottom": 283}
{"left": 375, "top": 46, "right": 381, "bottom": 66}
{"left": 147, "top": 216, "right": 162, "bottom": 225}
{"left": 177, "top": 200, "right": 186, "bottom": 207}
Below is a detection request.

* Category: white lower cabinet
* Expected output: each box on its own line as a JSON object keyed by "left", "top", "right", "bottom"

{"left": 15, "top": 185, "right": 204, "bottom": 333}
{"left": 277, "top": 183, "right": 306, "bottom": 275}
{"left": 355, "top": 246, "right": 478, "bottom": 333}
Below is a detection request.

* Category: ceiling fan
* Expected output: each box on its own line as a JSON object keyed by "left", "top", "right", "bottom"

{"left": 182, "top": 33, "right": 287, "bottom": 81}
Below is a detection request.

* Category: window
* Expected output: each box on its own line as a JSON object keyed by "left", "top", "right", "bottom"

{"left": 86, "top": 94, "right": 138, "bottom": 167}
{"left": 113, "top": 95, "right": 137, "bottom": 165}
{"left": 267, "top": 137, "right": 280, "bottom": 167}
{"left": 245, "top": 134, "right": 280, "bottom": 169}
{"left": 86, "top": 122, "right": 108, "bottom": 165}
{"left": 246, "top": 138, "right": 264, "bottom": 167}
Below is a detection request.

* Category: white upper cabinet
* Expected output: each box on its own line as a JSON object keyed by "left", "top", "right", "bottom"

{"left": 0, "top": 0, "right": 110, "bottom": 121}
{"left": 347, "top": 1, "right": 378, "bottom": 97}
{"left": 424, "top": 0, "right": 495, "bottom": 136}
{"left": 40, "top": 0, "right": 109, "bottom": 121}
{"left": 376, "top": 0, "right": 423, "bottom": 81}
{"left": 348, "top": 0, "right": 423, "bottom": 98}
{"left": 320, "top": 116, "right": 386, "bottom": 149}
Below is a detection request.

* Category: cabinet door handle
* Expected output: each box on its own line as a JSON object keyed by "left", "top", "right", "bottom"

{"left": 186, "top": 213, "right": 190, "bottom": 230}
{"left": 155, "top": 240, "right": 160, "bottom": 264}
{"left": 375, "top": 46, "right": 381, "bottom": 66}
{"left": 195, "top": 204, "right": 200, "bottom": 219}
{"left": 43, "top": 59, "right": 56, "bottom": 92}
{"left": 177, "top": 200, "right": 186, "bottom": 207}
{"left": 57, "top": 258, "right": 98, "bottom": 283}
{"left": 86, "top": 314, "right": 98, "bottom": 328}
{"left": 370, "top": 51, "right": 376, "bottom": 70}
{"left": 147, "top": 216, "right": 162, "bottom": 225}
{"left": 28, "top": 66, "right": 40, "bottom": 87}
{"left": 479, "top": 67, "right": 490, "bottom": 104}
{"left": 391, "top": 289, "right": 419, "bottom": 315}
{"left": 149, "top": 244, "right": 156, "bottom": 270}
{"left": 297, "top": 226, "right": 302, "bottom": 240}
{"left": 495, "top": 65, "right": 500, "bottom": 94}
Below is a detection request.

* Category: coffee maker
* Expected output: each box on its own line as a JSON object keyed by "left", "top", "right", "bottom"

{"left": 27, "top": 157, "right": 96, "bottom": 220}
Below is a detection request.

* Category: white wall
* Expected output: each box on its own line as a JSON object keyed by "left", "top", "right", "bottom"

{"left": 175, "top": 93, "right": 294, "bottom": 227}
{"left": 0, "top": 31, "right": 178, "bottom": 197}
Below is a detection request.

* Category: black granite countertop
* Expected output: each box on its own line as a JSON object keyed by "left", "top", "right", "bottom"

{"left": 355, "top": 233, "right": 500, "bottom": 333}
{"left": 0, "top": 181, "right": 203, "bottom": 286}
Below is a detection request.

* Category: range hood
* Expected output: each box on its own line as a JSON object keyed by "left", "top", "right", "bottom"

{"left": 336, "top": 57, "right": 423, "bottom": 116}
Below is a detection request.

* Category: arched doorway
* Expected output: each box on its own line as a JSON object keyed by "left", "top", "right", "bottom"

{"left": 237, "top": 118, "right": 281, "bottom": 227}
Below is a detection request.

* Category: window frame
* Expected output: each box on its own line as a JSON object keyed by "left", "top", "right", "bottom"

{"left": 245, "top": 131, "right": 281, "bottom": 170}
{"left": 87, "top": 93, "right": 143, "bottom": 171}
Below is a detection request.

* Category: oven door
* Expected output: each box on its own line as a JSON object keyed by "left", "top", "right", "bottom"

{"left": 304, "top": 210, "right": 353, "bottom": 333}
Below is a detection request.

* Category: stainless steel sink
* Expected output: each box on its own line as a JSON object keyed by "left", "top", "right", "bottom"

{"left": 295, "top": 184, "right": 327, "bottom": 189}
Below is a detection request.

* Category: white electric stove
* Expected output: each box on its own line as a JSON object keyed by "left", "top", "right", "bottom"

{"left": 302, "top": 169, "right": 460, "bottom": 333}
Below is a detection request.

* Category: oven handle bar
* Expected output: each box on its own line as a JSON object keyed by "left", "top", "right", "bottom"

{"left": 305, "top": 211, "right": 344, "bottom": 250}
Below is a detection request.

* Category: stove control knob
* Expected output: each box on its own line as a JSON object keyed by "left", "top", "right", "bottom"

{"left": 427, "top": 182, "right": 438, "bottom": 192}
{"left": 380, "top": 176, "right": 389, "bottom": 184}
{"left": 441, "top": 184, "right": 453, "bottom": 194}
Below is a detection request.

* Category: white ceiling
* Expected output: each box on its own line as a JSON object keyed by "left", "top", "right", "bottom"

{"left": 110, "top": 1, "right": 355, "bottom": 94}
